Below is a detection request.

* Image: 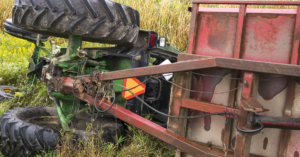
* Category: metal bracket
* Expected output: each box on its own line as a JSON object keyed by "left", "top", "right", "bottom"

{"left": 241, "top": 97, "right": 269, "bottom": 113}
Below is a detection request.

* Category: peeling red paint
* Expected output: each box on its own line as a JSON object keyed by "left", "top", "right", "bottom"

{"left": 195, "top": 12, "right": 238, "bottom": 58}
{"left": 189, "top": 68, "right": 230, "bottom": 131}
{"left": 258, "top": 74, "right": 288, "bottom": 100}
{"left": 191, "top": 68, "right": 231, "bottom": 102}
{"left": 241, "top": 14, "right": 295, "bottom": 64}
{"left": 294, "top": 151, "right": 299, "bottom": 157}
{"left": 263, "top": 137, "right": 268, "bottom": 150}
{"left": 204, "top": 116, "right": 211, "bottom": 131}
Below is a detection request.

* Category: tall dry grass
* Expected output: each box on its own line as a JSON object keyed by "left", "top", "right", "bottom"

{"left": 0, "top": 0, "right": 14, "bottom": 31}
{"left": 114, "top": 0, "right": 192, "bottom": 52}
{"left": 1, "top": 0, "right": 299, "bottom": 51}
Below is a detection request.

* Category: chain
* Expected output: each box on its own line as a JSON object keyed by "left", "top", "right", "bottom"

{"left": 151, "top": 75, "right": 243, "bottom": 94}
{"left": 112, "top": 83, "right": 265, "bottom": 133}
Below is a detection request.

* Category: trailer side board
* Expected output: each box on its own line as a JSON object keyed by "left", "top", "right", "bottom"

{"left": 168, "top": 1, "right": 300, "bottom": 157}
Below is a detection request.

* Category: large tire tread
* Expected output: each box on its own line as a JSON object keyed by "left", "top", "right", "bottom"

{"left": 0, "top": 107, "right": 59, "bottom": 156}
{"left": 0, "top": 106, "right": 124, "bottom": 157}
{"left": 4, "top": 19, "right": 48, "bottom": 42}
{"left": 12, "top": 0, "right": 140, "bottom": 45}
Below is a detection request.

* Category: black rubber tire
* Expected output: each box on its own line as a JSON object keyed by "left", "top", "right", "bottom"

{"left": 0, "top": 106, "right": 124, "bottom": 157}
{"left": 11, "top": 0, "right": 140, "bottom": 45}
{"left": 4, "top": 19, "right": 48, "bottom": 42}
{"left": 0, "top": 86, "right": 18, "bottom": 102}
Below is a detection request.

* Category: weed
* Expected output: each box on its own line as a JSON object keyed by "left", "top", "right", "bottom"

{"left": 0, "top": 0, "right": 13, "bottom": 31}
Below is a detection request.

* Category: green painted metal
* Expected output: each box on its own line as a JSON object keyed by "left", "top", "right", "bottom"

{"left": 51, "top": 92, "right": 74, "bottom": 100}
{"left": 27, "top": 35, "right": 43, "bottom": 84}
{"left": 24, "top": 28, "right": 180, "bottom": 134}
{"left": 52, "top": 35, "right": 84, "bottom": 131}
{"left": 57, "top": 35, "right": 82, "bottom": 62}
{"left": 50, "top": 35, "right": 143, "bottom": 131}
{"left": 86, "top": 51, "right": 103, "bottom": 59}
{"left": 157, "top": 40, "right": 182, "bottom": 54}
{"left": 111, "top": 57, "right": 132, "bottom": 108}
{"left": 87, "top": 59, "right": 106, "bottom": 67}
{"left": 68, "top": 35, "right": 82, "bottom": 54}
{"left": 27, "top": 46, "right": 41, "bottom": 84}
{"left": 57, "top": 62, "right": 69, "bottom": 68}
{"left": 56, "top": 103, "right": 71, "bottom": 131}
{"left": 66, "top": 106, "right": 90, "bottom": 120}
{"left": 59, "top": 99, "right": 75, "bottom": 118}
{"left": 60, "top": 47, "right": 67, "bottom": 55}
{"left": 113, "top": 79, "right": 124, "bottom": 91}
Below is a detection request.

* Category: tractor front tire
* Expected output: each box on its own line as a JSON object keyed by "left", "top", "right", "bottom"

{"left": 4, "top": 19, "right": 48, "bottom": 42}
{"left": 12, "top": 0, "right": 140, "bottom": 45}
{"left": 0, "top": 106, "right": 124, "bottom": 157}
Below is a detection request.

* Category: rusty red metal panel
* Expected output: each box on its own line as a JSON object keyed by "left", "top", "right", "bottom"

{"left": 174, "top": 97, "right": 240, "bottom": 117}
{"left": 167, "top": 72, "right": 192, "bottom": 156}
{"left": 73, "top": 55, "right": 300, "bottom": 83}
{"left": 223, "top": 5, "right": 246, "bottom": 149}
{"left": 193, "top": 1, "right": 300, "bottom": 5}
{"left": 199, "top": 8, "right": 297, "bottom": 14}
{"left": 240, "top": 13, "right": 295, "bottom": 63}
{"left": 187, "top": 4, "right": 200, "bottom": 54}
{"left": 278, "top": 6, "right": 300, "bottom": 157}
{"left": 214, "top": 57, "right": 300, "bottom": 77}
{"left": 233, "top": 4, "right": 246, "bottom": 59}
{"left": 241, "top": 75, "right": 252, "bottom": 99}
{"left": 291, "top": 7, "right": 300, "bottom": 65}
{"left": 234, "top": 72, "right": 256, "bottom": 157}
{"left": 88, "top": 57, "right": 216, "bottom": 81}
{"left": 286, "top": 130, "right": 300, "bottom": 157}
{"left": 223, "top": 71, "right": 238, "bottom": 149}
{"left": 194, "top": 12, "right": 238, "bottom": 57}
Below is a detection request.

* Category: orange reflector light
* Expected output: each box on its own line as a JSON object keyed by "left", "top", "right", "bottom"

{"left": 122, "top": 78, "right": 145, "bottom": 100}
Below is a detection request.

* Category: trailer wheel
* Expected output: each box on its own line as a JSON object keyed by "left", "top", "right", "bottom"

{"left": 0, "top": 106, "right": 124, "bottom": 157}
{"left": 11, "top": 0, "right": 140, "bottom": 45}
{"left": 0, "top": 86, "right": 18, "bottom": 102}
{"left": 4, "top": 19, "right": 48, "bottom": 42}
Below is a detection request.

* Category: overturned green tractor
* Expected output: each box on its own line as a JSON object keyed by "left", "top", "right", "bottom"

{"left": 0, "top": 0, "right": 180, "bottom": 156}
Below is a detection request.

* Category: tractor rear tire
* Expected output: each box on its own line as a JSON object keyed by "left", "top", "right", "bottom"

{"left": 11, "top": 0, "right": 140, "bottom": 45}
{"left": 0, "top": 106, "right": 124, "bottom": 157}
{"left": 0, "top": 86, "right": 18, "bottom": 102}
{"left": 4, "top": 19, "right": 48, "bottom": 42}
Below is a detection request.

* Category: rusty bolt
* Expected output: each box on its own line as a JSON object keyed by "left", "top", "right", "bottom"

{"left": 73, "top": 79, "right": 84, "bottom": 93}
{"left": 77, "top": 50, "right": 88, "bottom": 57}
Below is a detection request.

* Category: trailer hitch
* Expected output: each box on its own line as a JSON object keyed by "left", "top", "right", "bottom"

{"left": 247, "top": 113, "right": 300, "bottom": 130}
{"left": 239, "top": 97, "right": 300, "bottom": 131}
